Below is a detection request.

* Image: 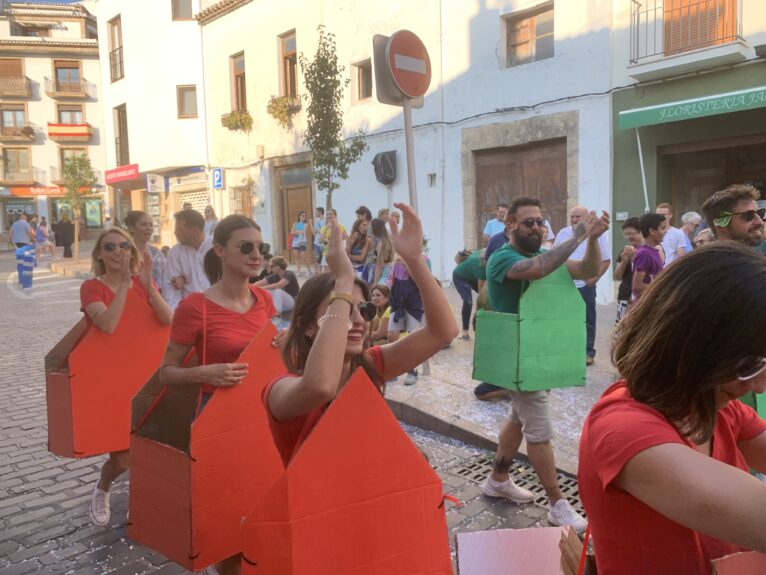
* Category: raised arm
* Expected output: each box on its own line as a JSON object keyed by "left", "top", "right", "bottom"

{"left": 379, "top": 204, "right": 459, "bottom": 378}
{"left": 567, "top": 213, "right": 610, "bottom": 280}
{"left": 139, "top": 250, "right": 172, "bottom": 326}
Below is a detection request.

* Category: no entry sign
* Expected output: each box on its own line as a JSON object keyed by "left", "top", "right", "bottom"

{"left": 386, "top": 30, "right": 431, "bottom": 99}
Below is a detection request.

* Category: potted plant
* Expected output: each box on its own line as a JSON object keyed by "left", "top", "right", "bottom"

{"left": 266, "top": 95, "right": 300, "bottom": 130}
{"left": 220, "top": 110, "right": 253, "bottom": 133}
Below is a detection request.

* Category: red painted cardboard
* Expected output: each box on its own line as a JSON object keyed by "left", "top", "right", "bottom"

{"left": 240, "top": 369, "right": 453, "bottom": 574}
{"left": 712, "top": 550, "right": 766, "bottom": 574}
{"left": 128, "top": 323, "right": 283, "bottom": 571}
{"left": 45, "top": 290, "right": 170, "bottom": 458}
{"left": 456, "top": 527, "right": 579, "bottom": 575}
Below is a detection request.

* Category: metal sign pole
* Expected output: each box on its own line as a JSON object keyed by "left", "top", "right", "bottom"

{"left": 402, "top": 97, "right": 418, "bottom": 212}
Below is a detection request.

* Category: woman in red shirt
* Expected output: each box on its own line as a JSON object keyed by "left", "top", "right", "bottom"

{"left": 579, "top": 242, "right": 766, "bottom": 574}
{"left": 159, "top": 214, "right": 274, "bottom": 575}
{"left": 264, "top": 202, "right": 458, "bottom": 465}
{"left": 80, "top": 228, "right": 172, "bottom": 527}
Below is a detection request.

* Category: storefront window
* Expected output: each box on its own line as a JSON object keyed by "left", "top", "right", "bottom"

{"left": 84, "top": 199, "right": 102, "bottom": 229}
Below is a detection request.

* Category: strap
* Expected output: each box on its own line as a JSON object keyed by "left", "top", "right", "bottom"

{"left": 577, "top": 525, "right": 591, "bottom": 575}
{"left": 201, "top": 296, "right": 207, "bottom": 365}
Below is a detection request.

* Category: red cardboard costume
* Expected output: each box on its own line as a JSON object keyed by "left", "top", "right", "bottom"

{"left": 128, "top": 323, "right": 283, "bottom": 571}
{"left": 45, "top": 289, "right": 170, "bottom": 458}
{"left": 241, "top": 368, "right": 453, "bottom": 574}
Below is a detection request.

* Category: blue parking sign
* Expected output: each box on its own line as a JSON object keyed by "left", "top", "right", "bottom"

{"left": 212, "top": 168, "right": 224, "bottom": 189}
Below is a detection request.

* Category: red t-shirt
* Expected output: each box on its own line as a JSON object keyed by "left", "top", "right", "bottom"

{"left": 80, "top": 276, "right": 150, "bottom": 327}
{"left": 170, "top": 286, "right": 276, "bottom": 393}
{"left": 263, "top": 346, "right": 386, "bottom": 466}
{"left": 578, "top": 381, "right": 766, "bottom": 575}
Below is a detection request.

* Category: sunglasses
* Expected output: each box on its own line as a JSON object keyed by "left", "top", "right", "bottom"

{"left": 102, "top": 241, "right": 131, "bottom": 252}
{"left": 356, "top": 301, "right": 377, "bottom": 322}
{"left": 713, "top": 208, "right": 766, "bottom": 228}
{"left": 237, "top": 241, "right": 270, "bottom": 256}
{"left": 520, "top": 218, "right": 545, "bottom": 229}
{"left": 737, "top": 357, "right": 766, "bottom": 381}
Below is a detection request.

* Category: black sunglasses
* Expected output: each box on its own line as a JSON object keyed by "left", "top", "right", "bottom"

{"left": 520, "top": 218, "right": 545, "bottom": 229}
{"left": 733, "top": 208, "right": 766, "bottom": 222}
{"left": 356, "top": 301, "right": 377, "bottom": 322}
{"left": 237, "top": 241, "right": 270, "bottom": 256}
{"left": 102, "top": 241, "right": 131, "bottom": 252}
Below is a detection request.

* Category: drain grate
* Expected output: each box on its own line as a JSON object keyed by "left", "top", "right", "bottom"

{"left": 453, "top": 455, "right": 586, "bottom": 518}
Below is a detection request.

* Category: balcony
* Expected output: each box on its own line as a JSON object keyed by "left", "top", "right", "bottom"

{"left": 0, "top": 125, "right": 35, "bottom": 142}
{"left": 50, "top": 167, "right": 102, "bottom": 187}
{"left": 0, "top": 76, "right": 31, "bottom": 97}
{"left": 0, "top": 166, "right": 44, "bottom": 185}
{"left": 47, "top": 122, "right": 93, "bottom": 143}
{"left": 44, "top": 77, "right": 94, "bottom": 99}
{"left": 629, "top": 0, "right": 747, "bottom": 81}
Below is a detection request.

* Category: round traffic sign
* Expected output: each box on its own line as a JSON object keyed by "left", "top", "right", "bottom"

{"left": 386, "top": 30, "right": 431, "bottom": 99}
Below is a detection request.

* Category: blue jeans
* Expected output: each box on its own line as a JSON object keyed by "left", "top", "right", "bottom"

{"left": 452, "top": 271, "right": 478, "bottom": 331}
{"left": 578, "top": 285, "right": 597, "bottom": 358}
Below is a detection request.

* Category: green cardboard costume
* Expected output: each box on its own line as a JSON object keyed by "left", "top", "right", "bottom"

{"left": 473, "top": 245, "right": 586, "bottom": 392}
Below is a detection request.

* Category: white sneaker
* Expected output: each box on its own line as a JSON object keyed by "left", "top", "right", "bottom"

{"left": 89, "top": 482, "right": 110, "bottom": 526}
{"left": 481, "top": 476, "right": 534, "bottom": 503}
{"left": 404, "top": 371, "right": 418, "bottom": 386}
{"left": 548, "top": 498, "right": 587, "bottom": 533}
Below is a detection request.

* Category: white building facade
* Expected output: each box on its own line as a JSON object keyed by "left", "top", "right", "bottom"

{"left": 91, "top": 0, "right": 207, "bottom": 246}
{"left": 0, "top": 1, "right": 106, "bottom": 232}
{"left": 198, "top": 0, "right": 615, "bottom": 301}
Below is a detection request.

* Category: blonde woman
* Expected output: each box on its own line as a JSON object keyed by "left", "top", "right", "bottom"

{"left": 80, "top": 228, "right": 172, "bottom": 527}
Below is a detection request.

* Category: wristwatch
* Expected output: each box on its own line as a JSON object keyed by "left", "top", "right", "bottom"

{"left": 328, "top": 291, "right": 354, "bottom": 308}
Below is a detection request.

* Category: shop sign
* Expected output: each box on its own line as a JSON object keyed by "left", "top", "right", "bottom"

{"left": 146, "top": 174, "right": 166, "bottom": 194}
{"left": 4, "top": 201, "right": 34, "bottom": 215}
{"left": 12, "top": 186, "right": 66, "bottom": 197}
{"left": 619, "top": 85, "right": 766, "bottom": 129}
{"left": 106, "top": 164, "right": 140, "bottom": 185}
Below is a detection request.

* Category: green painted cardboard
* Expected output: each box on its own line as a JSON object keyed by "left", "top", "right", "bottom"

{"left": 739, "top": 392, "right": 766, "bottom": 420}
{"left": 472, "top": 264, "right": 586, "bottom": 392}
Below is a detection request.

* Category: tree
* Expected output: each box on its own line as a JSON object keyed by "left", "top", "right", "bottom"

{"left": 62, "top": 153, "right": 96, "bottom": 261}
{"left": 300, "top": 26, "right": 368, "bottom": 210}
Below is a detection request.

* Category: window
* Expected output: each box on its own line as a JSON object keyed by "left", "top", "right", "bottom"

{"left": 61, "top": 148, "right": 86, "bottom": 170}
{"left": 505, "top": 5, "right": 554, "bottom": 67}
{"left": 58, "top": 104, "right": 83, "bottom": 125}
{"left": 114, "top": 104, "right": 129, "bottom": 166}
{"left": 54, "top": 60, "right": 81, "bottom": 92}
{"left": 172, "top": 0, "right": 193, "bottom": 20}
{"left": 0, "top": 59, "right": 22, "bottom": 79}
{"left": 231, "top": 53, "right": 246, "bottom": 111}
{"left": 1, "top": 106, "right": 26, "bottom": 136}
{"left": 354, "top": 59, "right": 373, "bottom": 101}
{"left": 280, "top": 32, "right": 297, "bottom": 98}
{"left": 177, "top": 85, "right": 198, "bottom": 118}
{"left": 3, "top": 148, "right": 30, "bottom": 177}
{"left": 108, "top": 16, "right": 124, "bottom": 82}
{"left": 230, "top": 185, "right": 253, "bottom": 216}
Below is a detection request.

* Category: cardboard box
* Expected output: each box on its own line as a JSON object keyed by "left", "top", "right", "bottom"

{"left": 45, "top": 290, "right": 170, "bottom": 458}
{"left": 128, "top": 322, "right": 283, "bottom": 571}
{"left": 240, "top": 368, "right": 453, "bottom": 574}
{"left": 739, "top": 392, "right": 766, "bottom": 420}
{"left": 456, "top": 526, "right": 585, "bottom": 575}
{"left": 472, "top": 264, "right": 586, "bottom": 392}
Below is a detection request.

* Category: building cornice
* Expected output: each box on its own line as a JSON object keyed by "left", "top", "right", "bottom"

{"left": 196, "top": 0, "right": 252, "bottom": 26}
{"left": 0, "top": 38, "right": 98, "bottom": 54}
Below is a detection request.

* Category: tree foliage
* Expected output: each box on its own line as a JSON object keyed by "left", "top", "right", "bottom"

{"left": 300, "top": 26, "right": 367, "bottom": 209}
{"left": 62, "top": 153, "right": 96, "bottom": 261}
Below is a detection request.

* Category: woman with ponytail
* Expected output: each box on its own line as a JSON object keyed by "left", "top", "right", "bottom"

{"left": 158, "top": 215, "right": 275, "bottom": 575}
{"left": 264, "top": 203, "right": 458, "bottom": 465}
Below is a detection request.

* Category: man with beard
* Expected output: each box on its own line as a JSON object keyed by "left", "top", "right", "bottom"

{"left": 481, "top": 196, "right": 609, "bottom": 532}
{"left": 701, "top": 184, "right": 765, "bottom": 248}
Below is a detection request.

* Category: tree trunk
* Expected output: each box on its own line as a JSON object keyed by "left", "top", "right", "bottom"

{"left": 325, "top": 190, "right": 333, "bottom": 212}
{"left": 73, "top": 206, "right": 80, "bottom": 263}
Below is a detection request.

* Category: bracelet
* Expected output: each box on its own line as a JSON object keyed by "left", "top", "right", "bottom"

{"left": 317, "top": 313, "right": 352, "bottom": 330}
{"left": 328, "top": 291, "right": 354, "bottom": 308}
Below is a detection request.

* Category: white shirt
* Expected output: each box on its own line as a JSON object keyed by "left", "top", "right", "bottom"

{"left": 660, "top": 226, "right": 687, "bottom": 266}
{"left": 553, "top": 226, "right": 611, "bottom": 288}
{"left": 162, "top": 236, "right": 213, "bottom": 311}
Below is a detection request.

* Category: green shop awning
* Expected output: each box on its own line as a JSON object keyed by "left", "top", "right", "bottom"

{"left": 618, "top": 85, "right": 766, "bottom": 130}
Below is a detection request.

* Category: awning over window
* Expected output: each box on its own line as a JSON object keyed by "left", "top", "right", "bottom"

{"left": 618, "top": 85, "right": 766, "bottom": 129}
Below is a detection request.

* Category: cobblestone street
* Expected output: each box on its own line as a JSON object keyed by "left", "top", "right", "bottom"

{"left": 0, "top": 253, "right": 562, "bottom": 574}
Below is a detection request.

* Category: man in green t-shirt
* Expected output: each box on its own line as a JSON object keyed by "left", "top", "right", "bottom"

{"left": 481, "top": 196, "right": 609, "bottom": 533}
{"left": 452, "top": 249, "right": 485, "bottom": 340}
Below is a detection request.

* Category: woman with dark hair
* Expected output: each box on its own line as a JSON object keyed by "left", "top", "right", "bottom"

{"left": 81, "top": 228, "right": 172, "bottom": 527}
{"left": 579, "top": 242, "right": 766, "bottom": 574}
{"left": 159, "top": 214, "right": 274, "bottom": 575}
{"left": 371, "top": 217, "right": 394, "bottom": 286}
{"left": 58, "top": 211, "right": 75, "bottom": 258}
{"left": 290, "top": 211, "right": 308, "bottom": 276}
{"left": 264, "top": 203, "right": 458, "bottom": 465}
{"left": 369, "top": 284, "right": 391, "bottom": 345}
{"left": 346, "top": 217, "right": 373, "bottom": 283}
{"left": 124, "top": 210, "right": 166, "bottom": 285}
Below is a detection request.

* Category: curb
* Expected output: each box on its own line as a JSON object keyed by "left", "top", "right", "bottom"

{"left": 48, "top": 261, "right": 92, "bottom": 280}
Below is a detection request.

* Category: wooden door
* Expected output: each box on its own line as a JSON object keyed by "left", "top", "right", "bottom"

{"left": 474, "top": 138, "right": 567, "bottom": 240}
{"left": 281, "top": 184, "right": 312, "bottom": 261}
{"left": 671, "top": 150, "right": 727, "bottom": 218}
